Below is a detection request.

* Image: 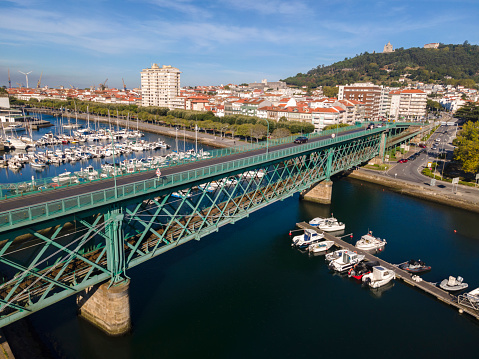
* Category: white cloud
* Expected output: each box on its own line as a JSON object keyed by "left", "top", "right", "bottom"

{"left": 220, "top": 0, "right": 309, "bottom": 15}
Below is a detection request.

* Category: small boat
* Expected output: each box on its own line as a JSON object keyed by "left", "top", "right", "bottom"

{"left": 328, "top": 250, "right": 365, "bottom": 272}
{"left": 348, "top": 260, "right": 380, "bottom": 280}
{"left": 171, "top": 190, "right": 192, "bottom": 199}
{"left": 465, "top": 287, "right": 479, "bottom": 303}
{"left": 309, "top": 216, "right": 335, "bottom": 227}
{"left": 439, "top": 276, "right": 468, "bottom": 292}
{"left": 291, "top": 229, "right": 324, "bottom": 249}
{"left": 355, "top": 231, "right": 387, "bottom": 252}
{"left": 317, "top": 218, "right": 345, "bottom": 232}
{"left": 325, "top": 249, "right": 348, "bottom": 262}
{"left": 308, "top": 240, "right": 335, "bottom": 254}
{"left": 397, "top": 259, "right": 431, "bottom": 273}
{"left": 362, "top": 266, "right": 395, "bottom": 288}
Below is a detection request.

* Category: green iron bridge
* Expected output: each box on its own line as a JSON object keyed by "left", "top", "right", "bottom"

{"left": 0, "top": 122, "right": 430, "bottom": 328}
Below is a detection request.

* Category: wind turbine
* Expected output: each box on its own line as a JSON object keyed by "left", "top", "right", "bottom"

{"left": 19, "top": 70, "right": 33, "bottom": 88}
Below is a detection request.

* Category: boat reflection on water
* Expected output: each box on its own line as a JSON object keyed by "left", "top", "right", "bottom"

{"left": 367, "top": 280, "right": 395, "bottom": 298}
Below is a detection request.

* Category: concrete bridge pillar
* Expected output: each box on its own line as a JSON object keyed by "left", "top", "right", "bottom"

{"left": 301, "top": 180, "right": 333, "bottom": 204}
{"left": 77, "top": 279, "right": 131, "bottom": 335}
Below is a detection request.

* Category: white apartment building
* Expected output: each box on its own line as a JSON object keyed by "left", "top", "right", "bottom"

{"left": 140, "top": 64, "right": 181, "bottom": 108}
{"left": 388, "top": 89, "right": 427, "bottom": 120}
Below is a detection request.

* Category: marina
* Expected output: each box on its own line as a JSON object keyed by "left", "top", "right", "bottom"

{"left": 0, "top": 114, "right": 215, "bottom": 188}
{"left": 297, "top": 221, "right": 479, "bottom": 321}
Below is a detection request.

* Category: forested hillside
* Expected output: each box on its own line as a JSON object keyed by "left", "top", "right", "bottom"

{"left": 282, "top": 42, "right": 479, "bottom": 88}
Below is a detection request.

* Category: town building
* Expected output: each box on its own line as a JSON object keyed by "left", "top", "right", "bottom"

{"left": 388, "top": 89, "right": 427, "bottom": 120}
{"left": 424, "top": 43, "right": 440, "bottom": 49}
{"left": 338, "top": 83, "right": 382, "bottom": 120}
{"left": 140, "top": 64, "right": 181, "bottom": 109}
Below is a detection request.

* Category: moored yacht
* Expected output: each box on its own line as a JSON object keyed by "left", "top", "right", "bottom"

{"left": 291, "top": 228, "right": 324, "bottom": 250}
{"left": 355, "top": 231, "right": 387, "bottom": 252}
{"left": 362, "top": 266, "right": 395, "bottom": 288}
{"left": 328, "top": 250, "right": 365, "bottom": 272}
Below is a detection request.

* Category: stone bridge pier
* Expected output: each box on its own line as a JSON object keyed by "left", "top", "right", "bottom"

{"left": 300, "top": 180, "right": 333, "bottom": 204}
{"left": 76, "top": 279, "right": 131, "bottom": 335}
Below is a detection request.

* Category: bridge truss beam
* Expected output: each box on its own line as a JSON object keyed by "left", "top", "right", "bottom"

{"left": 0, "top": 133, "right": 382, "bottom": 327}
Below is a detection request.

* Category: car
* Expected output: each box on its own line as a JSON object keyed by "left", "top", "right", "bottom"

{"left": 294, "top": 136, "right": 308, "bottom": 144}
{"left": 435, "top": 138, "right": 440, "bottom": 142}
{"left": 397, "top": 159, "right": 408, "bottom": 163}
{"left": 419, "top": 144, "right": 426, "bottom": 148}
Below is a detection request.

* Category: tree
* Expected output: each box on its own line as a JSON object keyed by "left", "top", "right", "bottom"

{"left": 453, "top": 121, "right": 479, "bottom": 173}
{"left": 322, "top": 86, "right": 338, "bottom": 98}
{"left": 426, "top": 99, "right": 442, "bottom": 112}
{"left": 251, "top": 124, "right": 267, "bottom": 142}
{"left": 456, "top": 102, "right": 479, "bottom": 122}
{"left": 272, "top": 128, "right": 292, "bottom": 138}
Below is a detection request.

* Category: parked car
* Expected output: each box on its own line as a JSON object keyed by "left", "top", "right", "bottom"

{"left": 397, "top": 159, "right": 408, "bottom": 163}
{"left": 419, "top": 144, "right": 426, "bottom": 148}
{"left": 294, "top": 136, "right": 308, "bottom": 144}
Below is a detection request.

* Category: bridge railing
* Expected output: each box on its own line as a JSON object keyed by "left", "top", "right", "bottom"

{"left": 0, "top": 126, "right": 384, "bottom": 230}
{"left": 0, "top": 124, "right": 364, "bottom": 200}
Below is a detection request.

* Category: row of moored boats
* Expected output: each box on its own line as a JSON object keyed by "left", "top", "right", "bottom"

{"left": 290, "top": 215, "right": 479, "bottom": 300}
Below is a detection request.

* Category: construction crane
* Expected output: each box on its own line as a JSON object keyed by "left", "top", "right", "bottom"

{"left": 37, "top": 71, "right": 43, "bottom": 89}
{"left": 99, "top": 78, "right": 108, "bottom": 91}
{"left": 16, "top": 82, "right": 23, "bottom": 88}
{"left": 8, "top": 69, "right": 11, "bottom": 88}
{"left": 122, "top": 78, "right": 127, "bottom": 91}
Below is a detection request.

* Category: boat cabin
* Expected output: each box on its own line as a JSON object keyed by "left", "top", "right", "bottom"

{"left": 303, "top": 229, "right": 321, "bottom": 242}
{"left": 372, "top": 266, "right": 390, "bottom": 281}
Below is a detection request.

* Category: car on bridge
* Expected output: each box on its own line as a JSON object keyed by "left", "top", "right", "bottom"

{"left": 294, "top": 136, "right": 308, "bottom": 144}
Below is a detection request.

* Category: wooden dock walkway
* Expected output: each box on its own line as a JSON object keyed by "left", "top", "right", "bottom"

{"left": 296, "top": 222, "right": 479, "bottom": 321}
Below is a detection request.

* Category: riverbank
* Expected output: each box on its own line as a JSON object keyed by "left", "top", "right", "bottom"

{"left": 347, "top": 169, "right": 479, "bottom": 214}
{"left": 31, "top": 109, "right": 239, "bottom": 149}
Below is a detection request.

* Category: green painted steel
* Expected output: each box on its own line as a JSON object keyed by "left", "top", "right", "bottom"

{"left": 0, "top": 121, "right": 423, "bottom": 328}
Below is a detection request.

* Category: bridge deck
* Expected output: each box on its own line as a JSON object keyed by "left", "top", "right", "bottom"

{"left": 296, "top": 222, "right": 479, "bottom": 321}
{"left": 0, "top": 127, "right": 367, "bottom": 213}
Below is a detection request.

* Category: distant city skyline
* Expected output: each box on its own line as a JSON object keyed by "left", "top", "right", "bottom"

{"left": 0, "top": 0, "right": 478, "bottom": 89}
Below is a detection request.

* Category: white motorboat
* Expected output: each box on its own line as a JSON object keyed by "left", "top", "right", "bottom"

{"left": 325, "top": 249, "right": 348, "bottom": 262}
{"left": 308, "top": 240, "right": 335, "bottom": 254}
{"left": 291, "top": 228, "right": 324, "bottom": 249}
{"left": 362, "top": 266, "right": 395, "bottom": 288}
{"left": 439, "top": 276, "right": 468, "bottom": 292}
{"left": 465, "top": 287, "right": 479, "bottom": 303}
{"left": 52, "top": 172, "right": 78, "bottom": 184}
{"left": 309, "top": 216, "right": 334, "bottom": 227}
{"left": 355, "top": 231, "right": 387, "bottom": 252}
{"left": 317, "top": 218, "right": 345, "bottom": 232}
{"left": 328, "top": 250, "right": 365, "bottom": 272}
{"left": 171, "top": 190, "right": 192, "bottom": 198}
{"left": 242, "top": 169, "right": 265, "bottom": 179}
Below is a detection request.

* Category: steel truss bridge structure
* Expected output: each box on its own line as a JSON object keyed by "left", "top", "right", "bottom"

{"left": 0, "top": 122, "right": 428, "bottom": 327}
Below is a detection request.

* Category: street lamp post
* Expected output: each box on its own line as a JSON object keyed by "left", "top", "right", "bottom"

{"left": 107, "top": 130, "right": 118, "bottom": 199}
{"left": 265, "top": 120, "right": 270, "bottom": 154}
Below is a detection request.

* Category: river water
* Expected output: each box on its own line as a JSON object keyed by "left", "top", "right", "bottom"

{"left": 23, "top": 180, "right": 479, "bottom": 358}
{"left": 4, "top": 116, "right": 479, "bottom": 358}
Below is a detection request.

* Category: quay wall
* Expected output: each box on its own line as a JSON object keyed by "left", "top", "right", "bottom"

{"left": 347, "top": 170, "right": 479, "bottom": 214}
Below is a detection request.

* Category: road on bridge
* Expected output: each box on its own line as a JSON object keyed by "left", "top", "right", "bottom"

{"left": 0, "top": 126, "right": 371, "bottom": 214}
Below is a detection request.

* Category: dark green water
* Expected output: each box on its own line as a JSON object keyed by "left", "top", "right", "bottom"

{"left": 24, "top": 177, "right": 479, "bottom": 358}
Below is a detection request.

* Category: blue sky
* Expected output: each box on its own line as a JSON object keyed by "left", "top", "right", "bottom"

{"left": 0, "top": 0, "right": 478, "bottom": 89}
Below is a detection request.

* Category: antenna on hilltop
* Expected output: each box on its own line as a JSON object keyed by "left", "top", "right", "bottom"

{"left": 8, "top": 69, "right": 11, "bottom": 88}
{"left": 19, "top": 70, "right": 33, "bottom": 88}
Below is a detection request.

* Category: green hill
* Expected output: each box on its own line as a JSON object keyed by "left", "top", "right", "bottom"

{"left": 282, "top": 42, "right": 479, "bottom": 88}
